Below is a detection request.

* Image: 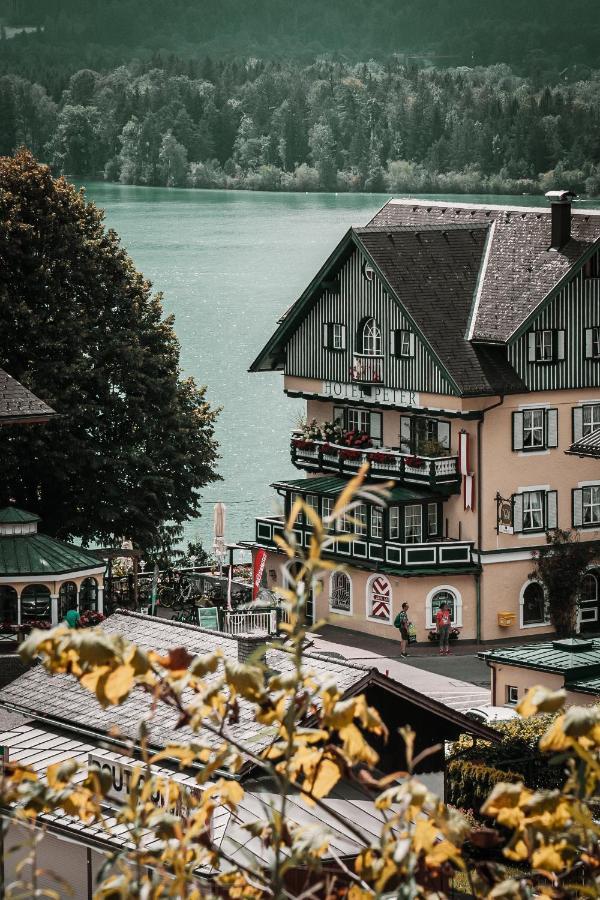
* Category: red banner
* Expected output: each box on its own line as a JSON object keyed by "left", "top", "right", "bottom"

{"left": 252, "top": 549, "right": 267, "bottom": 601}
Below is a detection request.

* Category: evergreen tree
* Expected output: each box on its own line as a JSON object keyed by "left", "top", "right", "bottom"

{"left": 0, "top": 149, "right": 220, "bottom": 551}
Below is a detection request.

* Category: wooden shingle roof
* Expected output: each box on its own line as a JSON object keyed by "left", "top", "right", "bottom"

{"left": 0, "top": 368, "right": 55, "bottom": 424}
{"left": 370, "top": 199, "right": 600, "bottom": 343}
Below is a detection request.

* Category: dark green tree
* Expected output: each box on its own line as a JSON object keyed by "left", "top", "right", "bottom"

{"left": 530, "top": 529, "right": 598, "bottom": 637}
{"left": 0, "top": 149, "right": 220, "bottom": 551}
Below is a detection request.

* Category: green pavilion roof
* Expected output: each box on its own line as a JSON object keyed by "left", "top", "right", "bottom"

{"left": 271, "top": 476, "right": 441, "bottom": 504}
{"left": 0, "top": 534, "right": 104, "bottom": 577}
{"left": 0, "top": 507, "right": 41, "bottom": 525}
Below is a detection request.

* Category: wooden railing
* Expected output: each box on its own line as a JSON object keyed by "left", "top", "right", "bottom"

{"left": 351, "top": 354, "right": 383, "bottom": 384}
{"left": 290, "top": 436, "right": 461, "bottom": 491}
{"left": 254, "top": 517, "right": 475, "bottom": 571}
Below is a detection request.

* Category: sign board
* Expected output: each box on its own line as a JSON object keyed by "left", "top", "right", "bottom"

{"left": 321, "top": 381, "right": 420, "bottom": 408}
{"left": 197, "top": 607, "right": 219, "bottom": 629}
{"left": 88, "top": 753, "right": 205, "bottom": 826}
{"left": 497, "top": 497, "right": 514, "bottom": 534}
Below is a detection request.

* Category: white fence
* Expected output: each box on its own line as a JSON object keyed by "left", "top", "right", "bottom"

{"left": 222, "top": 609, "right": 278, "bottom": 636}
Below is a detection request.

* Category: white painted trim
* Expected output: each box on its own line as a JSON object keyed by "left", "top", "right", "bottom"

{"left": 425, "top": 584, "right": 463, "bottom": 629}
{"left": 516, "top": 484, "right": 551, "bottom": 493}
{"left": 577, "top": 399, "right": 600, "bottom": 405}
{"left": 466, "top": 220, "right": 495, "bottom": 341}
{"left": 328, "top": 569, "right": 353, "bottom": 616}
{"left": 0, "top": 567, "right": 105, "bottom": 585}
{"left": 517, "top": 402, "right": 549, "bottom": 410}
{"left": 519, "top": 579, "right": 549, "bottom": 629}
{"left": 518, "top": 450, "right": 550, "bottom": 458}
{"left": 478, "top": 549, "right": 535, "bottom": 564}
{"left": 578, "top": 479, "right": 600, "bottom": 488}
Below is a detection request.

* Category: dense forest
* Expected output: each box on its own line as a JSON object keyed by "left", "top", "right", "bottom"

{"left": 2, "top": 56, "right": 600, "bottom": 195}
{"left": 1, "top": 0, "right": 600, "bottom": 74}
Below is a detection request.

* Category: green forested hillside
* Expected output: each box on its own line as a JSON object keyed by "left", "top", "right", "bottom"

{"left": 1, "top": 0, "right": 599, "bottom": 74}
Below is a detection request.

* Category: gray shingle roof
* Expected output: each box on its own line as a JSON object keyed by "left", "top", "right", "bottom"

{"left": 369, "top": 199, "right": 600, "bottom": 343}
{"left": 0, "top": 369, "right": 55, "bottom": 423}
{"left": 566, "top": 427, "right": 600, "bottom": 459}
{"left": 353, "top": 225, "right": 528, "bottom": 395}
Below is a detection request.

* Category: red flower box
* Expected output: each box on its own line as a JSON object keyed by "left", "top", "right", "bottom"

{"left": 292, "top": 438, "right": 315, "bottom": 450}
{"left": 370, "top": 452, "right": 395, "bottom": 464}
{"left": 340, "top": 449, "right": 362, "bottom": 461}
{"left": 321, "top": 443, "right": 338, "bottom": 456}
{"left": 405, "top": 456, "right": 425, "bottom": 468}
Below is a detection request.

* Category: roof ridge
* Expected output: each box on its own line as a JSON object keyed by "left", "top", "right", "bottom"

{"left": 385, "top": 198, "right": 600, "bottom": 217}
{"left": 111, "top": 608, "right": 236, "bottom": 641}
{"left": 354, "top": 223, "right": 490, "bottom": 234}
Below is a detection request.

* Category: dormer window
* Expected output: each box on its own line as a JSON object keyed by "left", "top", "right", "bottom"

{"left": 360, "top": 317, "right": 382, "bottom": 356}
{"left": 392, "top": 329, "right": 415, "bottom": 358}
{"left": 323, "top": 322, "right": 346, "bottom": 350}
{"left": 535, "top": 330, "right": 552, "bottom": 361}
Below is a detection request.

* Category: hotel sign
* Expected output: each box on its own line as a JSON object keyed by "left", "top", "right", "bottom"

{"left": 321, "top": 381, "right": 420, "bottom": 408}
{"left": 496, "top": 494, "right": 514, "bottom": 534}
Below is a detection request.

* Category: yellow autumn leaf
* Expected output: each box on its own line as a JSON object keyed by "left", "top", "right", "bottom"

{"left": 480, "top": 781, "right": 525, "bottom": 818}
{"left": 531, "top": 842, "right": 569, "bottom": 872}
{"left": 339, "top": 722, "right": 378, "bottom": 766}
{"left": 516, "top": 685, "right": 566, "bottom": 718}
{"left": 80, "top": 665, "right": 111, "bottom": 694}
{"left": 306, "top": 757, "right": 341, "bottom": 801}
{"left": 103, "top": 663, "right": 136, "bottom": 705}
{"left": 539, "top": 716, "right": 572, "bottom": 753}
{"left": 412, "top": 818, "right": 438, "bottom": 854}
{"left": 331, "top": 462, "right": 369, "bottom": 519}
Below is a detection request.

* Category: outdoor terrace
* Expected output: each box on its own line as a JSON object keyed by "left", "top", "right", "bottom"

{"left": 291, "top": 434, "right": 461, "bottom": 493}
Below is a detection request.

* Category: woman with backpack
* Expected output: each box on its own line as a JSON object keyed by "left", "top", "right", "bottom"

{"left": 394, "top": 602, "right": 410, "bottom": 658}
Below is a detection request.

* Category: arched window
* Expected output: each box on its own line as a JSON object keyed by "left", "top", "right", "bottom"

{"left": 521, "top": 581, "right": 548, "bottom": 627}
{"left": 59, "top": 581, "right": 78, "bottom": 620}
{"left": 581, "top": 572, "right": 599, "bottom": 604}
{"left": 360, "top": 318, "right": 382, "bottom": 356}
{"left": 426, "top": 586, "right": 462, "bottom": 628}
{"left": 367, "top": 574, "right": 392, "bottom": 623}
{"left": 21, "top": 585, "right": 51, "bottom": 623}
{"left": 80, "top": 577, "right": 98, "bottom": 613}
{"left": 330, "top": 571, "right": 351, "bottom": 614}
{"left": 0, "top": 586, "right": 18, "bottom": 625}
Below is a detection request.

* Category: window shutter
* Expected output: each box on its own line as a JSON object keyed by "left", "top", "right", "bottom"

{"left": 573, "top": 406, "right": 584, "bottom": 442}
{"left": 400, "top": 416, "right": 412, "bottom": 454}
{"left": 369, "top": 412, "right": 382, "bottom": 444}
{"left": 512, "top": 494, "right": 523, "bottom": 534}
{"left": 546, "top": 408, "right": 558, "bottom": 448}
{"left": 408, "top": 332, "right": 415, "bottom": 357}
{"left": 555, "top": 330, "right": 565, "bottom": 360}
{"left": 573, "top": 487, "right": 583, "bottom": 528}
{"left": 437, "top": 420, "right": 450, "bottom": 451}
{"left": 546, "top": 490, "right": 558, "bottom": 529}
{"left": 323, "top": 323, "right": 329, "bottom": 348}
{"left": 513, "top": 494, "right": 523, "bottom": 533}
{"left": 585, "top": 328, "right": 593, "bottom": 358}
{"left": 390, "top": 330, "right": 398, "bottom": 356}
{"left": 528, "top": 332, "right": 536, "bottom": 362}
{"left": 512, "top": 411, "right": 524, "bottom": 451}
{"left": 339, "top": 325, "right": 346, "bottom": 350}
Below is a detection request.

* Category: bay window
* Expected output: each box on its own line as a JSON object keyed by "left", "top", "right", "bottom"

{"left": 404, "top": 505, "right": 422, "bottom": 544}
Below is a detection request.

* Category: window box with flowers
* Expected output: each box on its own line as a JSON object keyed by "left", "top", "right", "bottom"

{"left": 369, "top": 451, "right": 396, "bottom": 465}
{"left": 405, "top": 456, "right": 425, "bottom": 469}
{"left": 340, "top": 448, "right": 362, "bottom": 461}
{"left": 292, "top": 438, "right": 315, "bottom": 450}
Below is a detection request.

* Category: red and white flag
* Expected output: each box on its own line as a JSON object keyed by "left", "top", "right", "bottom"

{"left": 458, "top": 431, "right": 470, "bottom": 476}
{"left": 252, "top": 549, "right": 267, "bottom": 601}
{"left": 464, "top": 474, "right": 475, "bottom": 511}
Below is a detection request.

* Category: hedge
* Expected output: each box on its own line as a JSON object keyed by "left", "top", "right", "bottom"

{"left": 446, "top": 759, "right": 522, "bottom": 812}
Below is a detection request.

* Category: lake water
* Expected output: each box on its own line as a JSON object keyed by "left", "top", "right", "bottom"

{"left": 81, "top": 184, "right": 595, "bottom": 553}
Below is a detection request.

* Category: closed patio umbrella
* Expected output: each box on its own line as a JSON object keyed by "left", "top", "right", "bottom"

{"left": 213, "top": 502, "right": 226, "bottom": 572}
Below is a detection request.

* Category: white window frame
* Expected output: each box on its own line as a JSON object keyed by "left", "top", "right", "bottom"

{"left": 522, "top": 408, "right": 545, "bottom": 450}
{"left": 519, "top": 579, "right": 550, "bottom": 629}
{"left": 332, "top": 323, "right": 344, "bottom": 350}
{"left": 583, "top": 404, "right": 600, "bottom": 437}
{"left": 370, "top": 506, "right": 383, "bottom": 539}
{"left": 361, "top": 318, "right": 382, "bottom": 356}
{"left": 425, "top": 585, "right": 462, "bottom": 630}
{"left": 400, "top": 330, "right": 413, "bottom": 357}
{"left": 291, "top": 492, "right": 303, "bottom": 525}
{"left": 329, "top": 570, "right": 352, "bottom": 616}
{"left": 354, "top": 503, "right": 367, "bottom": 536}
{"left": 322, "top": 496, "right": 333, "bottom": 523}
{"left": 305, "top": 494, "right": 319, "bottom": 522}
{"left": 506, "top": 685, "right": 519, "bottom": 705}
{"left": 347, "top": 408, "right": 370, "bottom": 434}
{"left": 535, "top": 329, "right": 553, "bottom": 361}
{"left": 366, "top": 574, "right": 393, "bottom": 625}
{"left": 593, "top": 327, "right": 600, "bottom": 359}
{"left": 389, "top": 507, "right": 400, "bottom": 541}
{"left": 583, "top": 485, "right": 600, "bottom": 527}
{"left": 522, "top": 490, "right": 545, "bottom": 532}
{"left": 427, "top": 503, "right": 439, "bottom": 537}
{"left": 404, "top": 504, "right": 423, "bottom": 544}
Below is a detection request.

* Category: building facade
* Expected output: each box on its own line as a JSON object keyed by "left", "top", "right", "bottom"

{"left": 247, "top": 193, "right": 600, "bottom": 644}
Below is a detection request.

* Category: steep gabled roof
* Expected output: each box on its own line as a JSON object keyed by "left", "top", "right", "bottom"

{"left": 250, "top": 225, "right": 527, "bottom": 396}
{"left": 566, "top": 427, "right": 600, "bottom": 459}
{"left": 370, "top": 199, "right": 600, "bottom": 343}
{"left": 0, "top": 369, "right": 55, "bottom": 424}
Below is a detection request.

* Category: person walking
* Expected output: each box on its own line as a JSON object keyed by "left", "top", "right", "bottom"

{"left": 394, "top": 602, "right": 410, "bottom": 658}
{"left": 435, "top": 601, "right": 452, "bottom": 655}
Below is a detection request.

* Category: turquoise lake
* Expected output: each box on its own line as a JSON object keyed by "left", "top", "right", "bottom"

{"left": 81, "top": 185, "right": 597, "bottom": 553}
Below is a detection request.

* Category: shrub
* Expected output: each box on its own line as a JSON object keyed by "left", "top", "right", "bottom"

{"left": 446, "top": 759, "right": 521, "bottom": 812}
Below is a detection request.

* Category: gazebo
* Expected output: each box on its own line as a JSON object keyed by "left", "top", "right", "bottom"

{"left": 0, "top": 507, "right": 106, "bottom": 626}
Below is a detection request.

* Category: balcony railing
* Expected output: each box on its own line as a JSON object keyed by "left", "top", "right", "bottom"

{"left": 254, "top": 516, "right": 475, "bottom": 571}
{"left": 351, "top": 354, "right": 383, "bottom": 384}
{"left": 291, "top": 436, "right": 461, "bottom": 492}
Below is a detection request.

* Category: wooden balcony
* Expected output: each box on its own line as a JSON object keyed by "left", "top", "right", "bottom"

{"left": 254, "top": 516, "right": 476, "bottom": 573}
{"left": 351, "top": 354, "right": 383, "bottom": 384}
{"left": 291, "top": 436, "right": 461, "bottom": 493}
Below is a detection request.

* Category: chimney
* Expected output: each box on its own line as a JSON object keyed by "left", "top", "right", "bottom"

{"left": 237, "top": 632, "right": 267, "bottom": 666}
{"left": 545, "top": 189, "right": 577, "bottom": 250}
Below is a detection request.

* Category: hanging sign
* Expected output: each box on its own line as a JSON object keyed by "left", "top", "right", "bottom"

{"left": 496, "top": 494, "right": 514, "bottom": 534}
{"left": 252, "top": 549, "right": 267, "bottom": 601}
